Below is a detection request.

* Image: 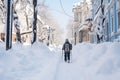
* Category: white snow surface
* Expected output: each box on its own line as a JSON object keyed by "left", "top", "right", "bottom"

{"left": 0, "top": 42, "right": 120, "bottom": 80}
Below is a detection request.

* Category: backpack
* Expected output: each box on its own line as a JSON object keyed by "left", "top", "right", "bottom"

{"left": 70, "top": 44, "right": 72, "bottom": 50}
{"left": 65, "top": 43, "right": 70, "bottom": 52}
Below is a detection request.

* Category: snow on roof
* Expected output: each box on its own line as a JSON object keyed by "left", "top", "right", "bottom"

{"left": 73, "top": 0, "right": 92, "bottom": 8}
{"left": 86, "top": 14, "right": 93, "bottom": 20}
{"left": 73, "top": 2, "right": 81, "bottom": 8}
{"left": 42, "top": 25, "right": 49, "bottom": 29}
{"left": 86, "top": 0, "right": 92, "bottom": 4}
{"left": 37, "top": 15, "right": 44, "bottom": 24}
{"left": 79, "top": 24, "right": 89, "bottom": 31}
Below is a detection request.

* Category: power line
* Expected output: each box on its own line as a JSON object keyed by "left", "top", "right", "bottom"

{"left": 59, "top": 0, "right": 73, "bottom": 18}
{"left": 39, "top": 0, "right": 73, "bottom": 18}
{"left": 48, "top": 7, "right": 72, "bottom": 17}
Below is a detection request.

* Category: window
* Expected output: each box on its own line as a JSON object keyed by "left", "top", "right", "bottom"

{"left": 79, "top": 31, "right": 83, "bottom": 42}
{"left": 103, "top": 0, "right": 107, "bottom": 4}
{"left": 116, "top": 0, "right": 120, "bottom": 10}
{"left": 78, "top": 12, "right": 82, "bottom": 23}
{"left": 111, "top": 17, "right": 114, "bottom": 32}
{"left": 119, "top": 0, "right": 120, "bottom": 7}
{"left": 105, "top": 21, "right": 108, "bottom": 34}
{"left": 105, "top": 21, "right": 109, "bottom": 41}
{"left": 110, "top": 7, "right": 114, "bottom": 32}
{"left": 118, "top": 12, "right": 120, "bottom": 29}
{"left": 117, "top": 4, "right": 119, "bottom": 10}
{"left": 74, "top": 13, "right": 78, "bottom": 22}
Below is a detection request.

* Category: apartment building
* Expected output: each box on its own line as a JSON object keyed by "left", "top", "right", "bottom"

{"left": 92, "top": 0, "right": 120, "bottom": 42}
{"left": 72, "top": 0, "right": 93, "bottom": 44}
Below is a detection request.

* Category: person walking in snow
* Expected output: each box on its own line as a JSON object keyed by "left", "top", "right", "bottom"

{"left": 62, "top": 39, "right": 72, "bottom": 63}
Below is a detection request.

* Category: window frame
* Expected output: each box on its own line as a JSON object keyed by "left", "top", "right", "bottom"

{"left": 118, "top": 11, "right": 120, "bottom": 31}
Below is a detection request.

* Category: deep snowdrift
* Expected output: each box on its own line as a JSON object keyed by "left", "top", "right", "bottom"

{"left": 0, "top": 42, "right": 60, "bottom": 80}
{"left": 0, "top": 42, "right": 120, "bottom": 80}
{"left": 72, "top": 42, "right": 120, "bottom": 80}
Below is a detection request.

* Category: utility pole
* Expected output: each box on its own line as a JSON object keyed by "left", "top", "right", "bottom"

{"left": 74, "top": 32, "right": 76, "bottom": 45}
{"left": 47, "top": 26, "right": 50, "bottom": 46}
{"left": 6, "top": 0, "right": 13, "bottom": 50}
{"left": 32, "top": 0, "right": 37, "bottom": 44}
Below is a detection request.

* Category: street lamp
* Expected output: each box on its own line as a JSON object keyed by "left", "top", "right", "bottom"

{"left": 47, "top": 26, "right": 55, "bottom": 46}
{"left": 47, "top": 26, "right": 50, "bottom": 46}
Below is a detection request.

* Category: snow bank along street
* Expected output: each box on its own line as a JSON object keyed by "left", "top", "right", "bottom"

{"left": 0, "top": 42, "right": 120, "bottom": 80}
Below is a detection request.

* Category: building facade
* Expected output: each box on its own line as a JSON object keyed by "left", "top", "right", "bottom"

{"left": 72, "top": 0, "right": 93, "bottom": 45}
{"left": 104, "top": 0, "right": 120, "bottom": 42}
{"left": 72, "top": 0, "right": 120, "bottom": 44}
{"left": 92, "top": 0, "right": 120, "bottom": 43}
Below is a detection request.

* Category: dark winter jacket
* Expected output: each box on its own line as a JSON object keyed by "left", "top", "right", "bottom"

{"left": 62, "top": 41, "right": 72, "bottom": 52}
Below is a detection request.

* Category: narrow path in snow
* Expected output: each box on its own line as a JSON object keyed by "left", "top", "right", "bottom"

{"left": 54, "top": 49, "right": 86, "bottom": 80}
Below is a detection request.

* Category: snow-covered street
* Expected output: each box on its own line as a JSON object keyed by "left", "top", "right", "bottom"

{"left": 0, "top": 42, "right": 120, "bottom": 80}
{"left": 1, "top": 0, "right": 120, "bottom": 80}
{"left": 55, "top": 42, "right": 120, "bottom": 80}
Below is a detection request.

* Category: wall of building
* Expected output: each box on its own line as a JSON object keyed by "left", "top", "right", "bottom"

{"left": 104, "top": 0, "right": 120, "bottom": 42}
{"left": 72, "top": 0, "right": 93, "bottom": 45}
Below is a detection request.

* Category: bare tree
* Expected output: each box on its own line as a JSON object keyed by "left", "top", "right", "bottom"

{"left": 38, "top": 4, "right": 64, "bottom": 45}
{"left": 0, "top": 0, "right": 6, "bottom": 24}
{"left": 13, "top": 0, "right": 21, "bottom": 42}
{"left": 13, "top": 0, "right": 32, "bottom": 43}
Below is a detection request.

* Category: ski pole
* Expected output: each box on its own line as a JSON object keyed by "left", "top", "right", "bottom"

{"left": 70, "top": 50, "right": 72, "bottom": 63}
{"left": 62, "top": 50, "right": 64, "bottom": 61}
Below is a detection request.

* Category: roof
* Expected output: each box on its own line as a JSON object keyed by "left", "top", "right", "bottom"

{"left": 79, "top": 24, "right": 89, "bottom": 31}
